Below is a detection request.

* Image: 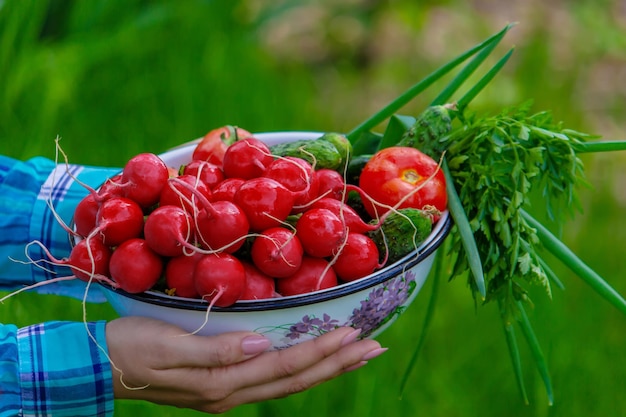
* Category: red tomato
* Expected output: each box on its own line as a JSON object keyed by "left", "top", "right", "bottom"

{"left": 358, "top": 146, "right": 446, "bottom": 219}
{"left": 192, "top": 126, "right": 253, "bottom": 166}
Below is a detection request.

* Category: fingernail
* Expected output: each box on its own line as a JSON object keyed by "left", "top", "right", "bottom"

{"left": 242, "top": 335, "right": 272, "bottom": 355}
{"left": 361, "top": 347, "right": 388, "bottom": 361}
{"left": 341, "top": 328, "right": 362, "bottom": 347}
{"left": 345, "top": 361, "right": 368, "bottom": 372}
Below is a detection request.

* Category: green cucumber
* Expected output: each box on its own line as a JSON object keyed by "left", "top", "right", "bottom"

{"left": 318, "top": 132, "right": 353, "bottom": 162}
{"left": 396, "top": 104, "right": 455, "bottom": 158}
{"left": 269, "top": 132, "right": 350, "bottom": 170}
{"left": 367, "top": 208, "right": 433, "bottom": 264}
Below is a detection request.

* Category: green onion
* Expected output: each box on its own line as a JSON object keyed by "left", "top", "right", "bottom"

{"left": 521, "top": 209, "right": 626, "bottom": 315}
{"left": 346, "top": 23, "right": 515, "bottom": 143}
{"left": 517, "top": 301, "right": 554, "bottom": 406}
{"left": 456, "top": 47, "right": 515, "bottom": 110}
{"left": 576, "top": 140, "right": 626, "bottom": 153}
{"left": 443, "top": 159, "right": 486, "bottom": 298}
{"left": 499, "top": 296, "right": 529, "bottom": 405}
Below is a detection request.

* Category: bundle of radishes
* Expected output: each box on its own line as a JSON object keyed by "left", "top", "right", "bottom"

{"left": 66, "top": 126, "right": 443, "bottom": 308}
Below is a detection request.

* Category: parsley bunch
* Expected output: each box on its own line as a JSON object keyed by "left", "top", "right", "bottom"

{"left": 444, "top": 104, "right": 588, "bottom": 306}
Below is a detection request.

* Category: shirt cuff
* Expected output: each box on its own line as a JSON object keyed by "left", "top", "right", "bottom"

{"left": 17, "top": 320, "right": 114, "bottom": 416}
{"left": 0, "top": 324, "right": 21, "bottom": 416}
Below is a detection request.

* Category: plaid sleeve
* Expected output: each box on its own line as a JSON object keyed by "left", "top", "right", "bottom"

{"left": 0, "top": 156, "right": 120, "bottom": 301}
{"left": 0, "top": 321, "right": 114, "bottom": 417}
{"left": 0, "top": 324, "right": 21, "bottom": 416}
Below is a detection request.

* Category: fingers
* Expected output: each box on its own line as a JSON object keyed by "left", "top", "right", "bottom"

{"left": 200, "top": 327, "right": 386, "bottom": 412}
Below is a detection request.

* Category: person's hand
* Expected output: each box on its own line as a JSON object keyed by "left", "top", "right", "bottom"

{"left": 106, "top": 316, "right": 386, "bottom": 413}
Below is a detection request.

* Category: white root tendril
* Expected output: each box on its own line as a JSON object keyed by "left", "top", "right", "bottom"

{"left": 176, "top": 288, "right": 224, "bottom": 337}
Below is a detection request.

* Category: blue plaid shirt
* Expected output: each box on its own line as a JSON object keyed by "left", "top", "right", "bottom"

{"left": 0, "top": 156, "right": 120, "bottom": 416}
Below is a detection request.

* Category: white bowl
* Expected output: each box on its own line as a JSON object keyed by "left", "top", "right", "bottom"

{"left": 99, "top": 132, "right": 452, "bottom": 349}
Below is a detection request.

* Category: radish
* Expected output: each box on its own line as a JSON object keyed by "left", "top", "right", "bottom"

{"left": 73, "top": 193, "right": 101, "bottom": 237}
{"left": 332, "top": 232, "right": 382, "bottom": 282}
{"left": 109, "top": 238, "right": 164, "bottom": 293}
{"left": 239, "top": 260, "right": 277, "bottom": 300}
{"left": 314, "top": 168, "right": 346, "bottom": 201}
{"left": 264, "top": 156, "right": 319, "bottom": 213}
{"left": 168, "top": 177, "right": 249, "bottom": 254}
{"left": 0, "top": 236, "right": 119, "bottom": 304}
{"left": 67, "top": 236, "right": 113, "bottom": 282}
{"left": 159, "top": 174, "right": 212, "bottom": 214}
{"left": 196, "top": 200, "right": 249, "bottom": 253}
{"left": 91, "top": 196, "right": 144, "bottom": 247}
{"left": 74, "top": 173, "right": 130, "bottom": 237}
{"left": 144, "top": 205, "right": 196, "bottom": 257}
{"left": 194, "top": 253, "right": 246, "bottom": 307}
{"left": 295, "top": 207, "right": 346, "bottom": 258}
{"left": 165, "top": 252, "right": 203, "bottom": 298}
{"left": 276, "top": 256, "right": 338, "bottom": 296}
{"left": 97, "top": 173, "right": 125, "bottom": 200}
{"left": 250, "top": 227, "right": 304, "bottom": 278}
{"left": 211, "top": 177, "right": 245, "bottom": 202}
{"left": 222, "top": 137, "right": 274, "bottom": 180}
{"left": 120, "top": 152, "right": 169, "bottom": 208}
{"left": 310, "top": 197, "right": 377, "bottom": 234}
{"left": 182, "top": 160, "right": 225, "bottom": 189}
{"left": 234, "top": 177, "right": 295, "bottom": 232}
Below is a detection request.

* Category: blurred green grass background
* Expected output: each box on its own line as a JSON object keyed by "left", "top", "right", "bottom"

{"left": 1, "top": 0, "right": 626, "bottom": 416}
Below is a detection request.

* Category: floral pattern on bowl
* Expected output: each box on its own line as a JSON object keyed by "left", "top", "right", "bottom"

{"left": 254, "top": 269, "right": 419, "bottom": 347}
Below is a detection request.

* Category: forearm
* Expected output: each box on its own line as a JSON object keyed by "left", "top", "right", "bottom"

{"left": 0, "top": 156, "right": 119, "bottom": 299}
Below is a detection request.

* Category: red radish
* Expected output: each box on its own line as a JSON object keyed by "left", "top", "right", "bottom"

{"left": 211, "top": 178, "right": 245, "bottom": 202}
{"left": 158, "top": 174, "right": 212, "bottom": 214}
{"left": 264, "top": 156, "right": 319, "bottom": 213}
{"left": 169, "top": 177, "right": 250, "bottom": 253}
{"left": 73, "top": 193, "right": 101, "bottom": 237}
{"left": 0, "top": 238, "right": 118, "bottom": 302}
{"left": 91, "top": 196, "right": 144, "bottom": 247}
{"left": 222, "top": 137, "right": 274, "bottom": 179}
{"left": 196, "top": 200, "right": 249, "bottom": 253}
{"left": 74, "top": 173, "right": 131, "bottom": 237}
{"left": 97, "top": 174, "right": 125, "bottom": 200}
{"left": 315, "top": 168, "right": 346, "bottom": 200}
{"left": 332, "top": 232, "right": 382, "bottom": 282}
{"left": 183, "top": 160, "right": 225, "bottom": 189}
{"left": 295, "top": 208, "right": 346, "bottom": 258}
{"left": 67, "top": 236, "right": 113, "bottom": 283}
{"left": 276, "top": 256, "right": 338, "bottom": 296}
{"left": 165, "top": 252, "right": 203, "bottom": 298}
{"left": 121, "top": 153, "right": 169, "bottom": 208}
{"left": 239, "top": 260, "right": 277, "bottom": 300}
{"left": 194, "top": 253, "right": 246, "bottom": 307}
{"left": 310, "top": 197, "right": 377, "bottom": 234}
{"left": 251, "top": 227, "right": 304, "bottom": 278}
{"left": 109, "top": 238, "right": 164, "bottom": 293}
{"left": 144, "top": 205, "right": 196, "bottom": 257}
{"left": 234, "top": 177, "right": 295, "bottom": 232}
{"left": 192, "top": 125, "right": 253, "bottom": 166}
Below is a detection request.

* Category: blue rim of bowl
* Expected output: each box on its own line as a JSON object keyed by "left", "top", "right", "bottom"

{"left": 95, "top": 211, "right": 452, "bottom": 312}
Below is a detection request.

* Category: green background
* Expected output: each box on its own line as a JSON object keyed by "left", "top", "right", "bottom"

{"left": 2, "top": 1, "right": 625, "bottom": 415}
